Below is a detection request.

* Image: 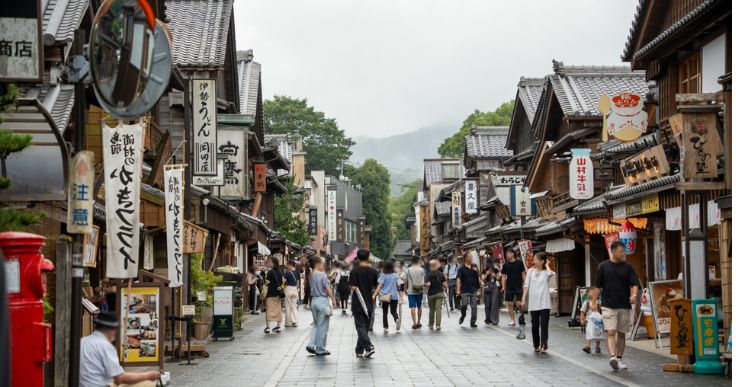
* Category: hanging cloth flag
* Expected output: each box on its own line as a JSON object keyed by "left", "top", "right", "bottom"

{"left": 103, "top": 122, "right": 143, "bottom": 279}
{"left": 143, "top": 234, "right": 154, "bottom": 271}
{"left": 164, "top": 167, "right": 185, "bottom": 287}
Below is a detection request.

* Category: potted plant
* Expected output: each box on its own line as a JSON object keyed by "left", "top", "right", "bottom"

{"left": 190, "top": 253, "right": 222, "bottom": 340}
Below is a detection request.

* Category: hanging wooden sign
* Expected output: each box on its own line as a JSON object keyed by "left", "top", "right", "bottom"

{"left": 253, "top": 162, "right": 267, "bottom": 193}
{"left": 183, "top": 220, "right": 208, "bottom": 254}
{"left": 681, "top": 113, "right": 721, "bottom": 180}
{"left": 192, "top": 79, "right": 217, "bottom": 177}
{"left": 620, "top": 144, "right": 670, "bottom": 186}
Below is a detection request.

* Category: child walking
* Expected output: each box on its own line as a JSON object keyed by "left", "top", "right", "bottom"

{"left": 580, "top": 287, "right": 603, "bottom": 354}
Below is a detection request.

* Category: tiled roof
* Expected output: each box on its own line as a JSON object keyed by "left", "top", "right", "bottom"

{"left": 165, "top": 0, "right": 233, "bottom": 67}
{"left": 237, "top": 50, "right": 262, "bottom": 116}
{"left": 593, "top": 132, "right": 659, "bottom": 159}
{"left": 424, "top": 159, "right": 462, "bottom": 186}
{"left": 465, "top": 126, "right": 513, "bottom": 159}
{"left": 517, "top": 78, "right": 546, "bottom": 124}
{"left": 621, "top": 0, "right": 650, "bottom": 61}
{"left": 604, "top": 174, "right": 680, "bottom": 202}
{"left": 535, "top": 218, "right": 576, "bottom": 237}
{"left": 548, "top": 62, "right": 648, "bottom": 117}
{"left": 571, "top": 190, "right": 613, "bottom": 216}
{"left": 21, "top": 84, "right": 75, "bottom": 133}
{"left": 391, "top": 240, "right": 414, "bottom": 257}
{"left": 42, "top": 0, "right": 88, "bottom": 46}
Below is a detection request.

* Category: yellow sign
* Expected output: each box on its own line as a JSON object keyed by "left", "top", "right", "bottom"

{"left": 641, "top": 194, "right": 660, "bottom": 214}
{"left": 419, "top": 205, "right": 431, "bottom": 255}
{"left": 119, "top": 286, "right": 161, "bottom": 365}
{"left": 600, "top": 92, "right": 648, "bottom": 142}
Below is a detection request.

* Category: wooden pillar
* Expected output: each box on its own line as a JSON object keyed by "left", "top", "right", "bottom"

{"left": 53, "top": 237, "right": 71, "bottom": 386}
{"left": 719, "top": 74, "right": 731, "bottom": 330}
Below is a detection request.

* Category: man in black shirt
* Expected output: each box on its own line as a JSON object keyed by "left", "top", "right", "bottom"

{"left": 455, "top": 251, "right": 480, "bottom": 327}
{"left": 349, "top": 249, "right": 379, "bottom": 358}
{"left": 595, "top": 241, "right": 639, "bottom": 371}
{"left": 501, "top": 248, "right": 526, "bottom": 326}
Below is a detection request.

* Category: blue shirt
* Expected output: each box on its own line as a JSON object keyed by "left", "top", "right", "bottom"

{"left": 378, "top": 273, "right": 401, "bottom": 300}
{"left": 285, "top": 270, "right": 298, "bottom": 286}
{"left": 309, "top": 271, "right": 330, "bottom": 297}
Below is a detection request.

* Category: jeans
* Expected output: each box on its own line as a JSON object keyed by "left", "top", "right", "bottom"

{"left": 484, "top": 283, "right": 499, "bottom": 324}
{"left": 460, "top": 293, "right": 478, "bottom": 324}
{"left": 530, "top": 309, "right": 550, "bottom": 349}
{"left": 382, "top": 299, "right": 399, "bottom": 328}
{"left": 353, "top": 304, "right": 373, "bottom": 354}
{"left": 307, "top": 297, "right": 331, "bottom": 354}
{"left": 428, "top": 292, "right": 444, "bottom": 327}
{"left": 447, "top": 279, "right": 457, "bottom": 309}
{"left": 248, "top": 284, "right": 258, "bottom": 311}
{"left": 285, "top": 286, "right": 299, "bottom": 325}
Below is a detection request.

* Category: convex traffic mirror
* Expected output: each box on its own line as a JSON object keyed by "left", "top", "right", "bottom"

{"left": 89, "top": 0, "right": 171, "bottom": 120}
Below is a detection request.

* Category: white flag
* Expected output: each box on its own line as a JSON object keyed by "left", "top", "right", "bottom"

{"left": 103, "top": 122, "right": 143, "bottom": 279}
{"left": 164, "top": 167, "right": 184, "bottom": 287}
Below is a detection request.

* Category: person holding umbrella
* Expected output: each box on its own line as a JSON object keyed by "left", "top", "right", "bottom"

{"left": 349, "top": 249, "right": 380, "bottom": 358}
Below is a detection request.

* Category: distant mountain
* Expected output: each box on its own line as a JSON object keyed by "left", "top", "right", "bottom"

{"left": 350, "top": 124, "right": 455, "bottom": 196}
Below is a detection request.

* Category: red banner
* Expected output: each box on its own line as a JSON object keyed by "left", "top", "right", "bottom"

{"left": 253, "top": 162, "right": 267, "bottom": 193}
{"left": 604, "top": 232, "right": 620, "bottom": 260}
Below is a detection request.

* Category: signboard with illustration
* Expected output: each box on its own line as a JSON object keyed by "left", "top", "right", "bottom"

{"left": 603, "top": 232, "right": 620, "bottom": 260}
{"left": 118, "top": 284, "right": 163, "bottom": 368}
{"left": 692, "top": 299, "right": 723, "bottom": 374}
{"left": 599, "top": 92, "right": 648, "bottom": 142}
{"left": 648, "top": 280, "right": 684, "bottom": 335}
{"left": 569, "top": 148, "right": 593, "bottom": 199}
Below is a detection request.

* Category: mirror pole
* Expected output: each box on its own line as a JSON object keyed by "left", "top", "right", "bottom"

{"left": 183, "top": 77, "right": 192, "bottom": 304}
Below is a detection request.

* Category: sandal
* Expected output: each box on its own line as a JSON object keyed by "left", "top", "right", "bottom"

{"left": 264, "top": 327, "right": 270, "bottom": 333}
{"left": 273, "top": 326, "right": 281, "bottom": 333}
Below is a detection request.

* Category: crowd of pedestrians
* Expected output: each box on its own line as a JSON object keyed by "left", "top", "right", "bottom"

{"left": 247, "top": 243, "right": 640, "bottom": 372}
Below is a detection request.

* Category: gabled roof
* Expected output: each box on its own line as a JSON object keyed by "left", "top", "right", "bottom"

{"left": 165, "top": 0, "right": 234, "bottom": 67}
{"left": 423, "top": 158, "right": 462, "bottom": 187}
{"left": 506, "top": 77, "right": 545, "bottom": 150}
{"left": 465, "top": 126, "right": 513, "bottom": 160}
{"left": 237, "top": 50, "right": 262, "bottom": 116}
{"left": 547, "top": 61, "right": 647, "bottom": 118}
{"left": 42, "top": 0, "right": 88, "bottom": 46}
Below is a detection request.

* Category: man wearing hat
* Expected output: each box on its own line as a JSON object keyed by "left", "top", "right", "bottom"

{"left": 79, "top": 311, "right": 161, "bottom": 387}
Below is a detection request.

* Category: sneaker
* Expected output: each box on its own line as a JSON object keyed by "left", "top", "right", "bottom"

{"left": 306, "top": 346, "right": 316, "bottom": 354}
{"left": 342, "top": 310, "right": 347, "bottom": 315}
{"left": 355, "top": 352, "right": 364, "bottom": 358}
{"left": 507, "top": 321, "right": 516, "bottom": 327}
{"left": 272, "top": 326, "right": 281, "bottom": 333}
{"left": 263, "top": 327, "right": 270, "bottom": 334}
{"left": 470, "top": 323, "right": 478, "bottom": 328}
{"left": 384, "top": 327, "right": 388, "bottom": 333}
{"left": 516, "top": 325, "right": 526, "bottom": 340}
{"left": 618, "top": 361, "right": 628, "bottom": 370}
{"left": 436, "top": 326, "right": 441, "bottom": 331}
{"left": 609, "top": 356, "right": 620, "bottom": 371}
{"left": 396, "top": 319, "right": 401, "bottom": 331}
{"left": 595, "top": 347, "right": 602, "bottom": 354}
{"left": 459, "top": 316, "right": 465, "bottom": 325}
{"left": 583, "top": 346, "right": 591, "bottom": 354}
{"left": 364, "top": 347, "right": 375, "bottom": 358}
{"left": 315, "top": 351, "right": 331, "bottom": 356}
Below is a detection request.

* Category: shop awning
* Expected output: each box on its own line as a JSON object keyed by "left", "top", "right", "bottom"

{"left": 583, "top": 217, "right": 648, "bottom": 234}
{"left": 545, "top": 238, "right": 575, "bottom": 253}
{"left": 256, "top": 241, "right": 271, "bottom": 256}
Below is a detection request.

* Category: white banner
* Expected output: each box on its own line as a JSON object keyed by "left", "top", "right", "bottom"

{"left": 193, "top": 79, "right": 217, "bottom": 176}
{"left": 164, "top": 167, "right": 184, "bottom": 287}
{"left": 327, "top": 189, "right": 337, "bottom": 241}
{"left": 665, "top": 201, "right": 721, "bottom": 231}
{"left": 67, "top": 151, "right": 95, "bottom": 234}
{"left": 491, "top": 175, "right": 526, "bottom": 187}
{"left": 217, "top": 127, "right": 246, "bottom": 198}
{"left": 464, "top": 180, "right": 478, "bottom": 214}
{"left": 570, "top": 148, "right": 594, "bottom": 199}
{"left": 103, "top": 123, "right": 143, "bottom": 278}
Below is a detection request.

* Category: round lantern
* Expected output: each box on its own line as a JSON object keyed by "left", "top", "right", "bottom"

{"left": 618, "top": 220, "right": 637, "bottom": 254}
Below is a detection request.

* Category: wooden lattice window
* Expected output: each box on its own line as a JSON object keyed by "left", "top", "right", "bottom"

{"left": 678, "top": 52, "right": 701, "bottom": 93}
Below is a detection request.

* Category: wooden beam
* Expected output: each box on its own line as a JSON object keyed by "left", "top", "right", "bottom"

{"left": 250, "top": 192, "right": 263, "bottom": 217}
{"left": 676, "top": 181, "right": 726, "bottom": 191}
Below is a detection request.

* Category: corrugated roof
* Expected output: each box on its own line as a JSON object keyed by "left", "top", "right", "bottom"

{"left": 165, "top": 0, "right": 233, "bottom": 67}
{"left": 42, "top": 0, "right": 88, "bottom": 46}
{"left": 237, "top": 50, "right": 261, "bottom": 116}
{"left": 548, "top": 62, "right": 648, "bottom": 117}
{"left": 465, "top": 126, "right": 513, "bottom": 159}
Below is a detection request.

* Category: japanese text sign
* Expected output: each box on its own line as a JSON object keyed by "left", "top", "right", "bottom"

{"left": 518, "top": 240, "right": 533, "bottom": 268}
{"left": 0, "top": 0, "right": 42, "bottom": 82}
{"left": 103, "top": 122, "right": 143, "bottom": 279}
{"left": 491, "top": 175, "right": 526, "bottom": 187}
{"left": 464, "top": 180, "right": 477, "bottom": 214}
{"left": 182, "top": 220, "right": 208, "bottom": 254}
{"left": 692, "top": 299, "right": 720, "bottom": 365}
{"left": 510, "top": 186, "right": 533, "bottom": 217}
{"left": 164, "top": 167, "right": 184, "bottom": 287}
{"left": 327, "top": 189, "right": 337, "bottom": 241}
{"left": 308, "top": 207, "right": 318, "bottom": 235}
{"left": 217, "top": 127, "right": 246, "bottom": 199}
{"left": 336, "top": 208, "right": 345, "bottom": 242}
{"left": 67, "top": 151, "right": 95, "bottom": 234}
{"left": 569, "top": 148, "right": 593, "bottom": 199}
{"left": 192, "top": 79, "right": 217, "bottom": 176}
{"left": 451, "top": 191, "right": 462, "bottom": 227}
{"left": 253, "top": 162, "right": 267, "bottom": 193}
{"left": 669, "top": 298, "right": 693, "bottom": 355}
{"left": 681, "top": 113, "right": 721, "bottom": 180}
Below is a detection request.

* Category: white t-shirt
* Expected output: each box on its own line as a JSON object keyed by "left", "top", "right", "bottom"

{"left": 79, "top": 331, "right": 124, "bottom": 387}
{"left": 523, "top": 268, "right": 555, "bottom": 311}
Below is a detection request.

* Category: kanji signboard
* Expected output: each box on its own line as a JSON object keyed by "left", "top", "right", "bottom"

{"left": 164, "top": 167, "right": 184, "bottom": 287}
{"left": 192, "top": 79, "right": 217, "bottom": 176}
{"left": 464, "top": 180, "right": 477, "bottom": 214}
{"left": 451, "top": 192, "right": 462, "bottom": 227}
{"left": 217, "top": 127, "right": 246, "bottom": 199}
{"left": 327, "top": 189, "right": 337, "bottom": 241}
{"left": 0, "top": 0, "right": 42, "bottom": 82}
{"left": 570, "top": 148, "right": 593, "bottom": 199}
{"left": 67, "top": 151, "right": 95, "bottom": 234}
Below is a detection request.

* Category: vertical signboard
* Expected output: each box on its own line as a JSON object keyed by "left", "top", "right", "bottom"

{"left": 419, "top": 205, "right": 431, "bottom": 255}
{"left": 336, "top": 209, "right": 345, "bottom": 242}
{"left": 668, "top": 298, "right": 693, "bottom": 356}
{"left": 327, "top": 189, "right": 337, "bottom": 241}
{"left": 570, "top": 148, "right": 594, "bottom": 199}
{"left": 510, "top": 186, "right": 533, "bottom": 217}
{"left": 451, "top": 192, "right": 462, "bottom": 227}
{"left": 682, "top": 114, "right": 720, "bottom": 180}
{"left": 192, "top": 79, "right": 217, "bottom": 176}
{"left": 308, "top": 207, "right": 318, "bottom": 235}
{"left": 118, "top": 284, "right": 163, "bottom": 367}
{"left": 253, "top": 162, "right": 267, "bottom": 193}
{"left": 464, "top": 180, "right": 478, "bottom": 215}
{"left": 0, "top": 0, "right": 42, "bottom": 81}
{"left": 103, "top": 122, "right": 143, "bottom": 279}
{"left": 357, "top": 217, "right": 365, "bottom": 247}
{"left": 518, "top": 240, "right": 534, "bottom": 268}
{"left": 692, "top": 299, "right": 723, "bottom": 374}
{"left": 67, "top": 151, "right": 95, "bottom": 234}
{"left": 164, "top": 167, "right": 184, "bottom": 287}
{"left": 217, "top": 127, "right": 246, "bottom": 199}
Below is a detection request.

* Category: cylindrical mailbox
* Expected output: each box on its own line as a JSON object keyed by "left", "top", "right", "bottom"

{"left": 0, "top": 231, "right": 55, "bottom": 387}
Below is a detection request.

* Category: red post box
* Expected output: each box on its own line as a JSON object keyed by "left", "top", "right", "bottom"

{"left": 1, "top": 231, "right": 55, "bottom": 387}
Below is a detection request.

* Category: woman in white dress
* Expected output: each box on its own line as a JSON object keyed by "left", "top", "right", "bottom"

{"left": 520, "top": 252, "right": 555, "bottom": 354}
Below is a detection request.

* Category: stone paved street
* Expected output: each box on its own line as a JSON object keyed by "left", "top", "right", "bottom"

{"left": 163, "top": 301, "right": 730, "bottom": 387}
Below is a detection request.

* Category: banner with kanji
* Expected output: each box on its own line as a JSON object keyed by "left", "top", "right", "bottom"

{"left": 164, "top": 167, "right": 184, "bottom": 287}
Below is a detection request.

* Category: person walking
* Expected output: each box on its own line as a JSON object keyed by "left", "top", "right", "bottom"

{"left": 456, "top": 251, "right": 480, "bottom": 328}
{"left": 595, "top": 241, "right": 640, "bottom": 371}
{"left": 301, "top": 254, "right": 312, "bottom": 309}
{"left": 284, "top": 260, "right": 300, "bottom": 327}
{"left": 444, "top": 256, "right": 460, "bottom": 311}
{"left": 350, "top": 249, "right": 380, "bottom": 358}
{"left": 501, "top": 248, "right": 526, "bottom": 327}
{"left": 425, "top": 259, "right": 447, "bottom": 330}
{"left": 246, "top": 266, "right": 260, "bottom": 315}
{"left": 373, "top": 260, "right": 403, "bottom": 333}
{"left": 521, "top": 252, "right": 555, "bottom": 353}
{"left": 406, "top": 256, "right": 425, "bottom": 329}
{"left": 337, "top": 263, "right": 351, "bottom": 315}
{"left": 482, "top": 259, "right": 501, "bottom": 325}
{"left": 264, "top": 257, "right": 284, "bottom": 334}
{"left": 306, "top": 257, "right": 337, "bottom": 356}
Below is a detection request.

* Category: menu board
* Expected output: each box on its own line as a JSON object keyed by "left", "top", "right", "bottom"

{"left": 118, "top": 284, "right": 163, "bottom": 367}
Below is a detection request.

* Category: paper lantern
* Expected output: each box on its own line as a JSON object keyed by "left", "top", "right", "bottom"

{"left": 618, "top": 220, "right": 637, "bottom": 254}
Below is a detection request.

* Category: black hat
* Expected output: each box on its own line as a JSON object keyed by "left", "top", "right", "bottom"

{"left": 94, "top": 311, "right": 120, "bottom": 329}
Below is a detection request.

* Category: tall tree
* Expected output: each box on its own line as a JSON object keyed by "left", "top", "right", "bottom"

{"left": 264, "top": 96, "right": 355, "bottom": 176}
{"left": 347, "top": 159, "right": 392, "bottom": 259}
{"left": 437, "top": 100, "right": 515, "bottom": 157}
{"left": 388, "top": 179, "right": 421, "bottom": 241}
{"left": 273, "top": 177, "right": 310, "bottom": 246}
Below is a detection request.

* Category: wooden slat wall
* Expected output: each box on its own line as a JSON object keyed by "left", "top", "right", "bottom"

{"left": 662, "top": 0, "right": 702, "bottom": 28}
{"left": 158, "top": 94, "right": 186, "bottom": 164}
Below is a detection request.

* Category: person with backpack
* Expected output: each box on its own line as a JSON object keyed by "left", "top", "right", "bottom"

{"left": 406, "top": 256, "right": 425, "bottom": 329}
{"left": 264, "top": 257, "right": 284, "bottom": 334}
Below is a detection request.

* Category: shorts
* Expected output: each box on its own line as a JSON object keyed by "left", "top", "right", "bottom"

{"left": 504, "top": 287, "right": 523, "bottom": 302}
{"left": 601, "top": 307, "right": 631, "bottom": 333}
{"left": 407, "top": 294, "right": 423, "bottom": 308}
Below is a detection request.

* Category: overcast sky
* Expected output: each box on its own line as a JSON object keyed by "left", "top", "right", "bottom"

{"left": 233, "top": 0, "right": 639, "bottom": 138}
